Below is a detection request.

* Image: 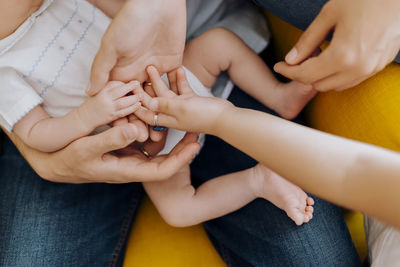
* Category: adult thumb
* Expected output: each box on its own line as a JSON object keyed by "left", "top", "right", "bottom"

{"left": 87, "top": 124, "right": 138, "bottom": 155}
{"left": 87, "top": 43, "right": 117, "bottom": 96}
{"left": 285, "top": 4, "right": 335, "bottom": 65}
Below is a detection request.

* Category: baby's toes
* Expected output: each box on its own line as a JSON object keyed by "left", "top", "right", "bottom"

{"left": 305, "top": 205, "right": 314, "bottom": 214}
{"left": 287, "top": 208, "right": 305, "bottom": 226}
{"left": 306, "top": 197, "right": 314, "bottom": 206}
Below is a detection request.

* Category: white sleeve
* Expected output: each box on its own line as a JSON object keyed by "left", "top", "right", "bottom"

{"left": 0, "top": 67, "right": 43, "bottom": 132}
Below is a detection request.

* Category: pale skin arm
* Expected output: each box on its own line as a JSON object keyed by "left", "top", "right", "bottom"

{"left": 274, "top": 0, "right": 400, "bottom": 91}
{"left": 143, "top": 166, "right": 259, "bottom": 227}
{"left": 135, "top": 66, "right": 400, "bottom": 229}
{"left": 13, "top": 81, "right": 141, "bottom": 152}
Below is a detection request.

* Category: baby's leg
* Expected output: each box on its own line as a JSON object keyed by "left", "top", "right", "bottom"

{"left": 144, "top": 163, "right": 314, "bottom": 227}
{"left": 144, "top": 165, "right": 260, "bottom": 227}
{"left": 252, "top": 164, "right": 314, "bottom": 225}
{"left": 183, "top": 27, "right": 316, "bottom": 120}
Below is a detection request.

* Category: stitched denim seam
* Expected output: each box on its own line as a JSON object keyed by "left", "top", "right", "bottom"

{"left": 108, "top": 187, "right": 142, "bottom": 267}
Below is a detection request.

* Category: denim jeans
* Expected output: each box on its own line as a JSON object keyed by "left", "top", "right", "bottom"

{"left": 0, "top": 133, "right": 144, "bottom": 267}
{"left": 0, "top": 86, "right": 361, "bottom": 266}
{"left": 255, "top": 0, "right": 400, "bottom": 63}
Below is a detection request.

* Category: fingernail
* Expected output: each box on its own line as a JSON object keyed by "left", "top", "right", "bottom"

{"left": 123, "top": 126, "right": 137, "bottom": 140}
{"left": 149, "top": 99, "right": 158, "bottom": 111}
{"left": 285, "top": 47, "right": 298, "bottom": 63}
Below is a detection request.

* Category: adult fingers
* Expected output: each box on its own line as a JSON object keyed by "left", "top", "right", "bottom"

{"left": 176, "top": 67, "right": 194, "bottom": 95}
{"left": 285, "top": 3, "right": 336, "bottom": 65}
{"left": 142, "top": 133, "right": 168, "bottom": 156}
{"left": 126, "top": 137, "right": 200, "bottom": 181}
{"left": 167, "top": 69, "right": 179, "bottom": 94}
{"left": 149, "top": 127, "right": 165, "bottom": 142}
{"left": 274, "top": 48, "right": 337, "bottom": 84}
{"left": 87, "top": 43, "right": 118, "bottom": 96}
{"left": 85, "top": 124, "right": 138, "bottom": 155}
{"left": 128, "top": 114, "right": 149, "bottom": 142}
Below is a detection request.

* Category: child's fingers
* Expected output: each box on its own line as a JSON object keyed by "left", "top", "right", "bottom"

{"left": 176, "top": 67, "right": 194, "bottom": 95}
{"left": 167, "top": 70, "right": 178, "bottom": 94}
{"left": 134, "top": 105, "right": 177, "bottom": 129}
{"left": 133, "top": 86, "right": 154, "bottom": 110}
{"left": 134, "top": 107, "right": 157, "bottom": 125}
{"left": 116, "top": 95, "right": 140, "bottom": 110}
{"left": 109, "top": 81, "right": 139, "bottom": 99}
{"left": 146, "top": 66, "right": 175, "bottom": 98}
{"left": 144, "top": 83, "right": 156, "bottom": 97}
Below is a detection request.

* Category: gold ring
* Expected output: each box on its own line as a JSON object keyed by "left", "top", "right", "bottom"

{"left": 146, "top": 82, "right": 152, "bottom": 86}
{"left": 140, "top": 147, "right": 151, "bottom": 158}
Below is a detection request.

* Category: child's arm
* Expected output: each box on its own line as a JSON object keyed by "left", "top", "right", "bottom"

{"left": 143, "top": 165, "right": 258, "bottom": 227}
{"left": 13, "top": 81, "right": 141, "bottom": 152}
{"left": 137, "top": 67, "right": 400, "bottom": 229}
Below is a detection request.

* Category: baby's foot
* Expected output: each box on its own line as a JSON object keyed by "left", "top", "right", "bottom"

{"left": 273, "top": 81, "right": 317, "bottom": 120}
{"left": 251, "top": 164, "right": 314, "bottom": 225}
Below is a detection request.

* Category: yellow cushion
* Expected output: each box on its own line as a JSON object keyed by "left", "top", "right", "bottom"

{"left": 265, "top": 11, "right": 400, "bottom": 260}
{"left": 124, "top": 197, "right": 225, "bottom": 267}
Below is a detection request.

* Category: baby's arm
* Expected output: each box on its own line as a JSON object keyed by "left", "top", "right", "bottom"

{"left": 13, "top": 81, "right": 140, "bottom": 152}
{"left": 87, "top": 0, "right": 125, "bottom": 18}
{"left": 143, "top": 165, "right": 258, "bottom": 227}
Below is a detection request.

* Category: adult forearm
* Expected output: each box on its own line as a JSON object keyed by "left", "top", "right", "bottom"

{"left": 214, "top": 107, "right": 400, "bottom": 227}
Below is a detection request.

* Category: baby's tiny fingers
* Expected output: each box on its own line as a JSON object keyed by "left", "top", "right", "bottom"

{"left": 110, "top": 81, "right": 140, "bottom": 99}
{"left": 116, "top": 95, "right": 139, "bottom": 110}
{"left": 117, "top": 102, "right": 142, "bottom": 118}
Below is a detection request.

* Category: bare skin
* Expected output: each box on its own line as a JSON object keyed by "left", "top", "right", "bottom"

{"left": 136, "top": 67, "right": 400, "bottom": 229}
{"left": 137, "top": 53, "right": 315, "bottom": 226}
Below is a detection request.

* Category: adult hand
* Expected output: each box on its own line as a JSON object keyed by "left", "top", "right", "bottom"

{"left": 6, "top": 123, "right": 200, "bottom": 184}
{"left": 87, "top": 0, "right": 187, "bottom": 96}
{"left": 274, "top": 0, "right": 400, "bottom": 92}
{"left": 134, "top": 66, "right": 233, "bottom": 135}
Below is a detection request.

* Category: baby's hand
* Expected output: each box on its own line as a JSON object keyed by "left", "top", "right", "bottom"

{"left": 78, "top": 81, "right": 142, "bottom": 131}
{"left": 134, "top": 66, "right": 234, "bottom": 135}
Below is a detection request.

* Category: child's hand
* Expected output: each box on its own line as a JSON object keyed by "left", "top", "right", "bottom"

{"left": 78, "top": 81, "right": 142, "bottom": 132}
{"left": 134, "top": 66, "right": 234, "bottom": 135}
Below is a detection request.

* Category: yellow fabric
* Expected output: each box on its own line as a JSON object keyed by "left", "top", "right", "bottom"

{"left": 266, "top": 11, "right": 400, "bottom": 260}
{"left": 124, "top": 11, "right": 400, "bottom": 266}
{"left": 124, "top": 197, "right": 226, "bottom": 267}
